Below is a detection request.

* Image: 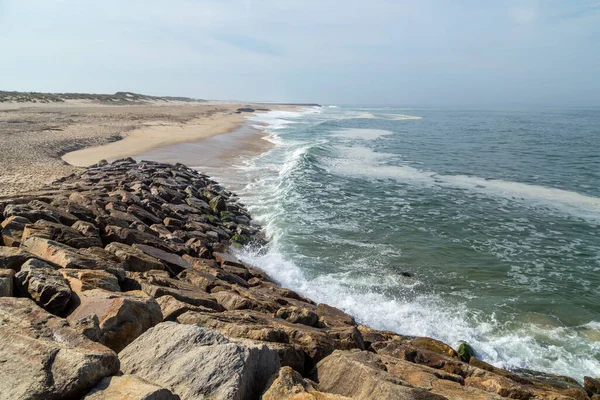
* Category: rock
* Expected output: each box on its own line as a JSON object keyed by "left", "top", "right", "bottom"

{"left": 209, "top": 196, "right": 227, "bottom": 213}
{"left": 314, "top": 350, "right": 446, "bottom": 400}
{"left": 15, "top": 258, "right": 72, "bottom": 314}
{"left": 60, "top": 269, "right": 121, "bottom": 292}
{"left": 132, "top": 244, "right": 192, "bottom": 274}
{"left": 0, "top": 297, "right": 119, "bottom": 399}
{"left": 130, "top": 271, "right": 224, "bottom": 311}
{"left": 163, "top": 217, "right": 184, "bottom": 230}
{"left": 316, "top": 304, "right": 355, "bottom": 328}
{"left": 213, "top": 251, "right": 245, "bottom": 268}
{"left": 213, "top": 289, "right": 263, "bottom": 311}
{"left": 21, "top": 237, "right": 125, "bottom": 280}
{"left": 103, "top": 225, "right": 175, "bottom": 253}
{"left": 0, "top": 268, "right": 15, "bottom": 296}
{"left": 105, "top": 242, "right": 165, "bottom": 272}
{"left": 127, "top": 204, "right": 163, "bottom": 225}
{"left": 0, "top": 246, "right": 32, "bottom": 271}
{"left": 585, "top": 376, "right": 600, "bottom": 394}
{"left": 22, "top": 219, "right": 103, "bottom": 248}
{"left": 458, "top": 341, "right": 476, "bottom": 363}
{"left": 262, "top": 366, "right": 350, "bottom": 400}
{"left": 119, "top": 322, "right": 281, "bottom": 400}
{"left": 67, "top": 288, "right": 163, "bottom": 352}
{"left": 82, "top": 375, "right": 180, "bottom": 400}
{"left": 1, "top": 215, "right": 29, "bottom": 246}
{"left": 27, "top": 199, "right": 80, "bottom": 225}
{"left": 3, "top": 203, "right": 59, "bottom": 224}
{"left": 277, "top": 306, "right": 320, "bottom": 327}
{"left": 72, "top": 220, "right": 100, "bottom": 238}
{"left": 155, "top": 294, "right": 215, "bottom": 321}
{"left": 177, "top": 309, "right": 364, "bottom": 364}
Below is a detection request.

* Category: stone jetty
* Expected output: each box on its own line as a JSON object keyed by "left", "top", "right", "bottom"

{"left": 0, "top": 158, "right": 597, "bottom": 399}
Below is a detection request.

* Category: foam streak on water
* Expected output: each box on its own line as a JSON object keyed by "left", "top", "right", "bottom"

{"left": 211, "top": 106, "right": 600, "bottom": 382}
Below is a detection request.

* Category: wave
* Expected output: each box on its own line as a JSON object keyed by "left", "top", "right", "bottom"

{"left": 330, "top": 128, "right": 393, "bottom": 140}
{"left": 235, "top": 243, "right": 600, "bottom": 382}
{"left": 328, "top": 146, "right": 600, "bottom": 223}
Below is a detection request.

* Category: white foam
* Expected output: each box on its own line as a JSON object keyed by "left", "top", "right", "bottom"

{"left": 331, "top": 128, "right": 393, "bottom": 140}
{"left": 328, "top": 146, "right": 600, "bottom": 223}
{"left": 235, "top": 244, "right": 600, "bottom": 382}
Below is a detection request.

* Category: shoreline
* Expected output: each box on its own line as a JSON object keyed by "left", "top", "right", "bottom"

{"left": 0, "top": 100, "right": 292, "bottom": 196}
{"left": 61, "top": 110, "right": 247, "bottom": 167}
{"left": 0, "top": 159, "right": 594, "bottom": 399}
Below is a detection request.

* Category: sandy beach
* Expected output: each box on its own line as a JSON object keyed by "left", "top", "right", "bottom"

{"left": 0, "top": 99, "right": 283, "bottom": 196}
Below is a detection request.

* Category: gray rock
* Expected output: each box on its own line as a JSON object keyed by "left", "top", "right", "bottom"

{"left": 0, "top": 297, "right": 119, "bottom": 400}
{"left": 0, "top": 268, "right": 15, "bottom": 296}
{"left": 15, "top": 258, "right": 72, "bottom": 314}
{"left": 119, "top": 322, "right": 280, "bottom": 400}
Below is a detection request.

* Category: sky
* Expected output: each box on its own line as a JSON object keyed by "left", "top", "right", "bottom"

{"left": 0, "top": 0, "right": 599, "bottom": 107}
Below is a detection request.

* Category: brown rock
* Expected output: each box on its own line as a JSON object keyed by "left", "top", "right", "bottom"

{"left": 0, "top": 246, "right": 33, "bottom": 271}
{"left": 82, "top": 375, "right": 180, "bottom": 400}
{"left": 103, "top": 225, "right": 175, "bottom": 253}
{"left": 67, "top": 288, "right": 163, "bottom": 352}
{"left": 316, "top": 304, "right": 355, "bottom": 328}
{"left": 1, "top": 215, "right": 29, "bottom": 246}
{"left": 21, "top": 237, "right": 125, "bottom": 280}
{"left": 22, "top": 220, "right": 103, "bottom": 248}
{"left": 60, "top": 269, "right": 121, "bottom": 292}
{"left": 212, "top": 289, "right": 264, "bottom": 311}
{"left": 177, "top": 268, "right": 231, "bottom": 292}
{"left": 314, "top": 350, "right": 446, "bottom": 400}
{"left": 0, "top": 268, "right": 15, "bottom": 296}
{"left": 132, "top": 244, "right": 192, "bottom": 275}
{"left": 72, "top": 220, "right": 100, "bottom": 238}
{"left": 213, "top": 251, "right": 246, "bottom": 268}
{"left": 262, "top": 366, "right": 350, "bottom": 400}
{"left": 129, "top": 271, "right": 224, "bottom": 311}
{"left": 0, "top": 297, "right": 119, "bottom": 399}
{"left": 586, "top": 376, "right": 600, "bottom": 394}
{"left": 277, "top": 306, "right": 320, "bottom": 327}
{"left": 15, "top": 258, "right": 72, "bottom": 314}
{"left": 155, "top": 294, "right": 216, "bottom": 321}
{"left": 105, "top": 242, "right": 165, "bottom": 272}
{"left": 127, "top": 204, "right": 163, "bottom": 225}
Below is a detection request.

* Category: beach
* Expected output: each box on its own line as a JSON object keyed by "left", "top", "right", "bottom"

{"left": 0, "top": 99, "right": 285, "bottom": 196}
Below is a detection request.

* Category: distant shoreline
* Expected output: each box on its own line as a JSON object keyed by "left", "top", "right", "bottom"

{"left": 0, "top": 92, "right": 307, "bottom": 195}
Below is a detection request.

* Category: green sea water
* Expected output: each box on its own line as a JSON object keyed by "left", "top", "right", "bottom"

{"left": 203, "top": 106, "right": 600, "bottom": 381}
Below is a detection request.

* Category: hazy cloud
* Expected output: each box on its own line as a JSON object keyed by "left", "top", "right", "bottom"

{"left": 0, "top": 0, "right": 598, "bottom": 106}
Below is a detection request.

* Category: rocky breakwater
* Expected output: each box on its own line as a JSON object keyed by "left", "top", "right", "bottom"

{"left": 0, "top": 158, "right": 597, "bottom": 400}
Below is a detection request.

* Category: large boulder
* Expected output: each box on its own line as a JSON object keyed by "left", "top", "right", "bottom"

{"left": 119, "top": 322, "right": 281, "bottom": 400}
{"left": 15, "top": 258, "right": 72, "bottom": 314}
{"left": 0, "top": 297, "right": 119, "bottom": 399}
{"left": 128, "top": 270, "right": 224, "bottom": 311}
{"left": 314, "top": 350, "right": 447, "bottom": 400}
{"left": 67, "top": 288, "right": 163, "bottom": 352}
{"left": 21, "top": 220, "right": 103, "bottom": 249}
{"left": 21, "top": 237, "right": 125, "bottom": 280}
{"left": 262, "top": 366, "right": 350, "bottom": 400}
{"left": 82, "top": 375, "right": 180, "bottom": 400}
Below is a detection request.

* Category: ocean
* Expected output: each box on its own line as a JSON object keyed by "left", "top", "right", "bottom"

{"left": 201, "top": 106, "right": 600, "bottom": 381}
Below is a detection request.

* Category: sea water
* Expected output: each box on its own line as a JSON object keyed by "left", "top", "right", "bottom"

{"left": 200, "top": 106, "right": 600, "bottom": 381}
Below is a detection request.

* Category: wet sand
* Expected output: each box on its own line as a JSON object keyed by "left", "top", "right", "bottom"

{"left": 135, "top": 123, "right": 273, "bottom": 176}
